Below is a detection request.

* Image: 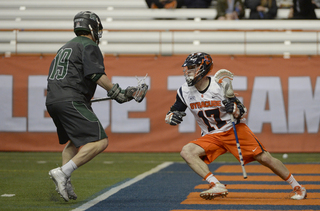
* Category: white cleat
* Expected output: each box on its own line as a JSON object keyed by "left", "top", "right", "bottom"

{"left": 200, "top": 182, "right": 228, "bottom": 200}
{"left": 66, "top": 178, "right": 77, "bottom": 200}
{"left": 291, "top": 186, "right": 307, "bottom": 200}
{"left": 49, "top": 167, "right": 69, "bottom": 202}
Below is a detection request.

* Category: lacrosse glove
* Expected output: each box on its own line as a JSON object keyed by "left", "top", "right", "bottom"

{"left": 165, "top": 110, "right": 186, "bottom": 126}
{"left": 222, "top": 97, "right": 237, "bottom": 114}
{"left": 222, "top": 97, "right": 247, "bottom": 119}
{"left": 107, "top": 83, "right": 136, "bottom": 104}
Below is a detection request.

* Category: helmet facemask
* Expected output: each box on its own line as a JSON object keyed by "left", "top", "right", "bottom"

{"left": 183, "top": 65, "right": 198, "bottom": 86}
{"left": 88, "top": 21, "right": 103, "bottom": 44}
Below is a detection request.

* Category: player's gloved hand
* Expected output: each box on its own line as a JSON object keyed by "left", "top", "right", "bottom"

{"left": 165, "top": 110, "right": 186, "bottom": 126}
{"left": 124, "top": 86, "right": 138, "bottom": 100}
{"left": 222, "top": 97, "right": 237, "bottom": 114}
{"left": 108, "top": 83, "right": 136, "bottom": 104}
{"left": 223, "top": 97, "right": 247, "bottom": 119}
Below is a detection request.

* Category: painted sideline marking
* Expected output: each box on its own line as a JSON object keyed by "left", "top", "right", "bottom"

{"left": 72, "top": 161, "right": 173, "bottom": 211}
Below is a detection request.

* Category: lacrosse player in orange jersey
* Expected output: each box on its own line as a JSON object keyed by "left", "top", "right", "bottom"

{"left": 165, "top": 52, "right": 306, "bottom": 200}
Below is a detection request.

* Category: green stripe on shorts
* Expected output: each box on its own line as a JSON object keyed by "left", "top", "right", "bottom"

{"left": 73, "top": 101, "right": 98, "bottom": 122}
{"left": 73, "top": 101, "right": 107, "bottom": 139}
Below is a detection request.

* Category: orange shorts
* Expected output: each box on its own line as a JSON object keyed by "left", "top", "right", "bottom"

{"left": 190, "top": 123, "right": 266, "bottom": 165}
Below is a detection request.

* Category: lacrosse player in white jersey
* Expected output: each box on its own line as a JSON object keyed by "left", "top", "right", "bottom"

{"left": 165, "top": 52, "right": 306, "bottom": 200}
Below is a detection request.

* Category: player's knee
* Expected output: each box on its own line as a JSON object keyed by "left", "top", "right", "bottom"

{"left": 180, "top": 144, "right": 196, "bottom": 161}
{"left": 180, "top": 145, "right": 189, "bottom": 160}
{"left": 255, "top": 151, "right": 272, "bottom": 165}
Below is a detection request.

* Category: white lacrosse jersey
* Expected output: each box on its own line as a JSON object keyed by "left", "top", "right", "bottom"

{"left": 177, "top": 76, "right": 246, "bottom": 136}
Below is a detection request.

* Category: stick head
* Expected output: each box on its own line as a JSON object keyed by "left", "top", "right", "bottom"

{"left": 132, "top": 83, "right": 148, "bottom": 103}
{"left": 224, "top": 82, "right": 235, "bottom": 98}
{"left": 133, "top": 74, "right": 148, "bottom": 103}
{"left": 214, "top": 69, "right": 235, "bottom": 98}
{"left": 214, "top": 69, "right": 234, "bottom": 84}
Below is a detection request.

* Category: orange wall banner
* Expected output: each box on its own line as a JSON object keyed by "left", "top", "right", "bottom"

{"left": 0, "top": 55, "right": 319, "bottom": 152}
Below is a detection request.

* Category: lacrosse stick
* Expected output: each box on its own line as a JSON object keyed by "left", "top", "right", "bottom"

{"left": 91, "top": 74, "right": 148, "bottom": 103}
{"left": 91, "top": 97, "right": 112, "bottom": 102}
{"left": 214, "top": 69, "right": 247, "bottom": 179}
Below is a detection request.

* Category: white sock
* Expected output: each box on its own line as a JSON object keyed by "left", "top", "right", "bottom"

{"left": 205, "top": 173, "right": 220, "bottom": 184}
{"left": 61, "top": 160, "right": 78, "bottom": 177}
{"left": 285, "top": 174, "right": 300, "bottom": 189}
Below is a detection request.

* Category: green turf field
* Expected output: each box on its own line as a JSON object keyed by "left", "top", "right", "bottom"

{"left": 0, "top": 152, "right": 319, "bottom": 211}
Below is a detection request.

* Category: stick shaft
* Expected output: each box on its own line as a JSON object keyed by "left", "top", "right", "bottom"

{"left": 230, "top": 114, "right": 247, "bottom": 179}
{"left": 91, "top": 97, "right": 112, "bottom": 103}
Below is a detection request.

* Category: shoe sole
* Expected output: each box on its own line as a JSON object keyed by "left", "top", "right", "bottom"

{"left": 49, "top": 171, "right": 69, "bottom": 202}
{"left": 58, "top": 187, "right": 77, "bottom": 200}
{"left": 67, "top": 192, "right": 77, "bottom": 200}
{"left": 291, "top": 192, "right": 307, "bottom": 200}
{"left": 200, "top": 191, "right": 228, "bottom": 200}
{"left": 66, "top": 181, "right": 77, "bottom": 200}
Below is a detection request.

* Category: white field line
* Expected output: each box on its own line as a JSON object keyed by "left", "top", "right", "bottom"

{"left": 71, "top": 161, "right": 174, "bottom": 211}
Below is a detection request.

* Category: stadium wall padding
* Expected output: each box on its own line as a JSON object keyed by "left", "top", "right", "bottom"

{"left": 0, "top": 55, "right": 319, "bottom": 152}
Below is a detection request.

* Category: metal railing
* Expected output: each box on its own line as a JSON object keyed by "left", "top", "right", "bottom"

{"left": 1, "top": 29, "right": 319, "bottom": 56}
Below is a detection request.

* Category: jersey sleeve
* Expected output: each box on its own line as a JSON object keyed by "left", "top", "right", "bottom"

{"left": 171, "top": 87, "right": 188, "bottom": 112}
{"left": 89, "top": 73, "right": 104, "bottom": 82}
{"left": 82, "top": 44, "right": 105, "bottom": 77}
